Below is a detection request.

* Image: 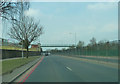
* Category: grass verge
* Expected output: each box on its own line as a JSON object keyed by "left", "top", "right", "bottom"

{"left": 2, "top": 56, "right": 40, "bottom": 75}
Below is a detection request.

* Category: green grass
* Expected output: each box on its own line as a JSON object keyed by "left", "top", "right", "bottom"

{"left": 2, "top": 56, "right": 40, "bottom": 75}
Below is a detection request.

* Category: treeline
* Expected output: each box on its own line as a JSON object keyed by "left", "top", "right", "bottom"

{"left": 51, "top": 37, "right": 119, "bottom": 56}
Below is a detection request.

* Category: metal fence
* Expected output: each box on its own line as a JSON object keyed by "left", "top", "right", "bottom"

{"left": 51, "top": 45, "right": 118, "bottom": 63}
{"left": 50, "top": 40, "right": 119, "bottom": 63}
{"left": 54, "top": 48, "right": 118, "bottom": 57}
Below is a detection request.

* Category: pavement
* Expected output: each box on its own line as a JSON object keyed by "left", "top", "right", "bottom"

{"left": 2, "top": 56, "right": 43, "bottom": 82}
{"left": 15, "top": 55, "right": 118, "bottom": 82}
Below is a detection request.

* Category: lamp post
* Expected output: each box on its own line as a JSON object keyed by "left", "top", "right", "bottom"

{"left": 21, "top": 2, "right": 24, "bottom": 59}
{"left": 38, "top": 43, "right": 41, "bottom": 52}
{"left": 22, "top": 39, "right": 24, "bottom": 58}
{"left": 75, "top": 32, "right": 77, "bottom": 47}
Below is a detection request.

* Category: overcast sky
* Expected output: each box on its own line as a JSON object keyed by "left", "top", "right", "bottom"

{"left": 1, "top": 2, "right": 118, "bottom": 50}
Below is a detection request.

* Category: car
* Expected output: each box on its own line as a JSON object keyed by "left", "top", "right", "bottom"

{"left": 48, "top": 53, "right": 51, "bottom": 55}
{"left": 41, "top": 52, "right": 45, "bottom": 55}
{"left": 45, "top": 53, "right": 48, "bottom": 56}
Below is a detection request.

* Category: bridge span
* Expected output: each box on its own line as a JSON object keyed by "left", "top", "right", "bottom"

{"left": 40, "top": 44, "right": 75, "bottom": 47}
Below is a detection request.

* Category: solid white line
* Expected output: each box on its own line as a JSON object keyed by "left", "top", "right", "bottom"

{"left": 66, "top": 67, "right": 72, "bottom": 71}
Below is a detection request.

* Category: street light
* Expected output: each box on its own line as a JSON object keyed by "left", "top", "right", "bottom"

{"left": 21, "top": 2, "right": 24, "bottom": 59}
{"left": 22, "top": 39, "right": 24, "bottom": 58}
{"left": 38, "top": 43, "right": 41, "bottom": 52}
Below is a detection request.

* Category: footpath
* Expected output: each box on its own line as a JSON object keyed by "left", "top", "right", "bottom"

{"left": 2, "top": 56, "right": 43, "bottom": 82}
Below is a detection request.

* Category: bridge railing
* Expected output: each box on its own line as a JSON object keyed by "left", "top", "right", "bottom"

{"left": 41, "top": 44, "right": 74, "bottom": 47}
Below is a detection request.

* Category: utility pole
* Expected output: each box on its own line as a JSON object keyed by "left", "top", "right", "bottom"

{"left": 75, "top": 32, "right": 76, "bottom": 47}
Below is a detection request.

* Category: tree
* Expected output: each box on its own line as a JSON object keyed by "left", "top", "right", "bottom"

{"left": 68, "top": 44, "right": 75, "bottom": 50}
{"left": 55, "top": 48, "right": 58, "bottom": 51}
{"left": 76, "top": 41, "right": 84, "bottom": 48}
{"left": 1, "top": 0, "right": 29, "bottom": 20}
{"left": 8, "top": 16, "right": 43, "bottom": 58}
{"left": 62, "top": 48, "right": 66, "bottom": 51}
{"left": 90, "top": 37, "right": 96, "bottom": 46}
{"left": 1, "top": 1, "right": 16, "bottom": 19}
{"left": 1, "top": 1, "right": 30, "bottom": 39}
{"left": 98, "top": 40, "right": 108, "bottom": 49}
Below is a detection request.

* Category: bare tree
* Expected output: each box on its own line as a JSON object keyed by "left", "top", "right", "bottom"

{"left": 1, "top": 1, "right": 15, "bottom": 19}
{"left": 8, "top": 16, "right": 43, "bottom": 58}
{"left": 90, "top": 37, "right": 96, "bottom": 46}
{"left": 76, "top": 41, "right": 84, "bottom": 48}
{"left": 68, "top": 44, "right": 75, "bottom": 50}
{"left": 1, "top": 0, "right": 29, "bottom": 21}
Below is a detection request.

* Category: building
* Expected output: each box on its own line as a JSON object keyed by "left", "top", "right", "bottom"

{"left": 30, "top": 44, "right": 42, "bottom": 52}
{"left": 31, "top": 44, "right": 39, "bottom": 48}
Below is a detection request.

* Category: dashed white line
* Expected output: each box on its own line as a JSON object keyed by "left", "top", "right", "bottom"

{"left": 66, "top": 67, "right": 72, "bottom": 71}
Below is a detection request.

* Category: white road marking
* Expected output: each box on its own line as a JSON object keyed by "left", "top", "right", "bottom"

{"left": 66, "top": 67, "right": 72, "bottom": 71}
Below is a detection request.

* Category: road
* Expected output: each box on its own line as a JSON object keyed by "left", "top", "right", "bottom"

{"left": 17, "top": 55, "right": 118, "bottom": 82}
{"left": 79, "top": 56, "right": 118, "bottom": 63}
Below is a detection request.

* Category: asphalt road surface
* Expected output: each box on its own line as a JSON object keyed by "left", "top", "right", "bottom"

{"left": 20, "top": 55, "right": 118, "bottom": 82}
{"left": 79, "top": 56, "right": 118, "bottom": 63}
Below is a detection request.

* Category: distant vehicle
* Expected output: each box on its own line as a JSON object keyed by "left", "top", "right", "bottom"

{"left": 45, "top": 53, "right": 49, "bottom": 56}
{"left": 41, "top": 52, "right": 50, "bottom": 56}
{"left": 41, "top": 52, "right": 45, "bottom": 55}
{"left": 48, "top": 53, "right": 51, "bottom": 55}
